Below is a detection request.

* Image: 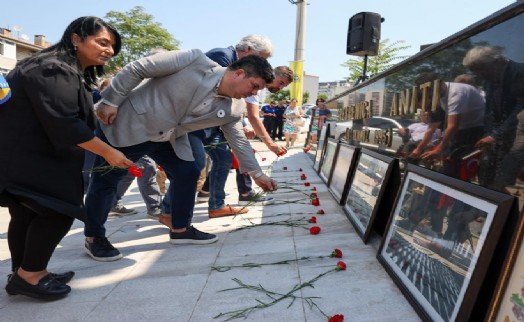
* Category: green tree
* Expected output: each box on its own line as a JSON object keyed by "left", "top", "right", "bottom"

{"left": 302, "top": 91, "right": 310, "bottom": 104}
{"left": 268, "top": 89, "right": 290, "bottom": 103}
{"left": 341, "top": 39, "right": 411, "bottom": 83}
{"left": 268, "top": 89, "right": 309, "bottom": 104}
{"left": 317, "top": 93, "right": 328, "bottom": 101}
{"left": 104, "top": 6, "right": 180, "bottom": 73}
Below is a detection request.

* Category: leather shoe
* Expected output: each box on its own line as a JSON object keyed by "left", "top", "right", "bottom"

{"left": 208, "top": 205, "right": 248, "bottom": 218}
{"left": 5, "top": 272, "right": 71, "bottom": 301}
{"left": 8, "top": 271, "right": 75, "bottom": 284}
{"left": 50, "top": 271, "right": 75, "bottom": 284}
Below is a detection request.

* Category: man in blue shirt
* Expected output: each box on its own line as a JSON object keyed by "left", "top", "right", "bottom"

{"left": 261, "top": 101, "right": 277, "bottom": 135}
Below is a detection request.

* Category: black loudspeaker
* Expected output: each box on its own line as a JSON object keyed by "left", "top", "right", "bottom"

{"left": 346, "top": 12, "right": 382, "bottom": 56}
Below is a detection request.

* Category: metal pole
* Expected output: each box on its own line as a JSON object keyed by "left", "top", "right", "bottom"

{"left": 289, "top": 0, "right": 307, "bottom": 106}
{"left": 294, "top": 0, "right": 307, "bottom": 62}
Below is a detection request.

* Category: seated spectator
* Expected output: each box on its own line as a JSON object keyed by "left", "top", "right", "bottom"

{"left": 398, "top": 111, "right": 441, "bottom": 155}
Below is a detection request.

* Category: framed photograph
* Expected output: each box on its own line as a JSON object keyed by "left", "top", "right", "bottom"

{"left": 377, "top": 164, "right": 516, "bottom": 322}
{"left": 319, "top": 138, "right": 338, "bottom": 184}
{"left": 343, "top": 148, "right": 398, "bottom": 242}
{"left": 485, "top": 206, "right": 524, "bottom": 322}
{"left": 313, "top": 123, "right": 330, "bottom": 173}
{"left": 328, "top": 143, "right": 360, "bottom": 204}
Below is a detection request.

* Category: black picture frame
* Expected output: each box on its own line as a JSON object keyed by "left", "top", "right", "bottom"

{"left": 377, "top": 164, "right": 516, "bottom": 322}
{"left": 313, "top": 123, "right": 330, "bottom": 173}
{"left": 343, "top": 148, "right": 398, "bottom": 242}
{"left": 328, "top": 143, "right": 360, "bottom": 205}
{"left": 319, "top": 138, "right": 338, "bottom": 185}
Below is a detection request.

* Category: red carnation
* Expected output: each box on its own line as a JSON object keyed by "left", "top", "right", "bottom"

{"left": 253, "top": 149, "right": 256, "bottom": 153}
{"left": 309, "top": 226, "right": 321, "bottom": 235}
{"left": 283, "top": 166, "right": 288, "bottom": 170}
{"left": 309, "top": 216, "right": 317, "bottom": 223}
{"left": 300, "top": 174, "right": 307, "bottom": 180}
{"left": 128, "top": 165, "right": 143, "bottom": 177}
{"left": 303, "top": 146, "right": 311, "bottom": 153}
{"left": 331, "top": 248, "right": 343, "bottom": 258}
{"left": 336, "top": 261, "right": 347, "bottom": 271}
{"left": 312, "top": 186, "right": 317, "bottom": 191}
{"left": 304, "top": 182, "right": 310, "bottom": 187}
{"left": 310, "top": 192, "right": 318, "bottom": 198}
{"left": 262, "top": 157, "right": 267, "bottom": 161}
{"left": 311, "top": 198, "right": 320, "bottom": 206}
{"left": 157, "top": 166, "right": 164, "bottom": 171}
{"left": 317, "top": 209, "right": 325, "bottom": 215}
{"left": 328, "top": 314, "right": 344, "bottom": 322}
{"left": 299, "top": 168, "right": 303, "bottom": 171}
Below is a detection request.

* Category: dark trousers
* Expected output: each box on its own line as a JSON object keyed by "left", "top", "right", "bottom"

{"left": 159, "top": 133, "right": 207, "bottom": 215}
{"left": 85, "top": 126, "right": 201, "bottom": 236}
{"left": 272, "top": 119, "right": 284, "bottom": 139}
{"left": 442, "top": 126, "right": 484, "bottom": 179}
{"left": 235, "top": 169, "right": 252, "bottom": 195}
{"left": 263, "top": 117, "right": 275, "bottom": 137}
{"left": 82, "top": 150, "right": 97, "bottom": 193}
{"left": 8, "top": 203, "right": 74, "bottom": 272}
{"left": 113, "top": 155, "right": 161, "bottom": 211}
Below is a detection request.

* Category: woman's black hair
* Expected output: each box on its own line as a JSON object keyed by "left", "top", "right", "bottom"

{"left": 20, "top": 16, "right": 121, "bottom": 87}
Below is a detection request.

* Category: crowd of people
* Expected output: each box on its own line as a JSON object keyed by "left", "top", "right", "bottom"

{"left": 0, "top": 16, "right": 311, "bottom": 301}
{"left": 1, "top": 14, "right": 521, "bottom": 304}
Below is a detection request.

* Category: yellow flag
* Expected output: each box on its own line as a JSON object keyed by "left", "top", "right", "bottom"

{"left": 289, "top": 61, "right": 304, "bottom": 106}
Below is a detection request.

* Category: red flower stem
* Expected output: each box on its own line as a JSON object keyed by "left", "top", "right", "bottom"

{"left": 232, "top": 217, "right": 311, "bottom": 231}
{"left": 215, "top": 268, "right": 339, "bottom": 320}
{"left": 211, "top": 255, "right": 336, "bottom": 272}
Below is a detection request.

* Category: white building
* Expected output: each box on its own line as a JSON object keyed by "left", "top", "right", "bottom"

{"left": 0, "top": 28, "right": 49, "bottom": 75}
{"left": 318, "top": 80, "right": 352, "bottom": 99}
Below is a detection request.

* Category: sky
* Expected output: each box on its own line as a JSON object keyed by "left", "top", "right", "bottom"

{"left": 2, "top": 0, "right": 518, "bottom": 82}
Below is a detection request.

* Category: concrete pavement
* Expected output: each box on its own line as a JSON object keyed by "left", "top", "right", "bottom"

{"left": 0, "top": 139, "right": 420, "bottom": 322}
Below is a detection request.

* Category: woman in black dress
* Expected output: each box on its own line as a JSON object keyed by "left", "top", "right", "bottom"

{"left": 0, "top": 16, "right": 134, "bottom": 300}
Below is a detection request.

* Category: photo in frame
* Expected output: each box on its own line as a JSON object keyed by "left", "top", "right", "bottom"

{"left": 343, "top": 148, "right": 399, "bottom": 242}
{"left": 313, "top": 123, "right": 330, "bottom": 173}
{"left": 377, "top": 164, "right": 516, "bottom": 322}
{"left": 328, "top": 143, "right": 359, "bottom": 205}
{"left": 319, "top": 138, "right": 338, "bottom": 185}
{"left": 485, "top": 206, "right": 524, "bottom": 322}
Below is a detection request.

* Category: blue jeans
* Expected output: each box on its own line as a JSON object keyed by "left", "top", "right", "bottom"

{"left": 82, "top": 150, "right": 96, "bottom": 193}
{"left": 84, "top": 126, "right": 201, "bottom": 237}
{"left": 160, "top": 132, "right": 206, "bottom": 215}
{"left": 205, "top": 131, "right": 233, "bottom": 211}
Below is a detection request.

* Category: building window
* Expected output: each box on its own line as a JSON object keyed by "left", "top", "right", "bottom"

{"left": 0, "top": 39, "right": 16, "bottom": 59}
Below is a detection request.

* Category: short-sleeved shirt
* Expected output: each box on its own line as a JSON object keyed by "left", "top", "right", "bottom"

{"left": 261, "top": 104, "right": 276, "bottom": 117}
{"left": 430, "top": 82, "right": 485, "bottom": 130}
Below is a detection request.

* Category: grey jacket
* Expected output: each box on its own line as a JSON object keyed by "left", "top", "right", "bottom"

{"left": 100, "top": 49, "right": 260, "bottom": 173}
